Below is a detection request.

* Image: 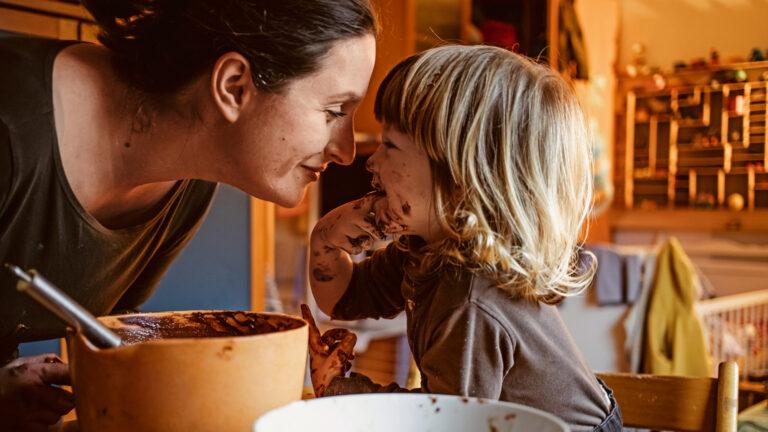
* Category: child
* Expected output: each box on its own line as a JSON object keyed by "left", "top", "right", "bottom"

{"left": 307, "top": 45, "right": 622, "bottom": 431}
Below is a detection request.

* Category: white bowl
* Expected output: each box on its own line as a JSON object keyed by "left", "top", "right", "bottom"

{"left": 254, "top": 393, "right": 570, "bottom": 432}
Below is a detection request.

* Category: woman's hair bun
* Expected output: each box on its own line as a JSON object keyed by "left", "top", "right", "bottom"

{"left": 80, "top": 0, "right": 377, "bottom": 95}
{"left": 81, "top": 0, "right": 184, "bottom": 92}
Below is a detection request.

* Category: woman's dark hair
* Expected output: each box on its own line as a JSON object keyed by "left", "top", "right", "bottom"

{"left": 81, "top": 0, "right": 378, "bottom": 94}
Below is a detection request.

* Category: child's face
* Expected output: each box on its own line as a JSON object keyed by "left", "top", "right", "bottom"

{"left": 366, "top": 125, "right": 444, "bottom": 242}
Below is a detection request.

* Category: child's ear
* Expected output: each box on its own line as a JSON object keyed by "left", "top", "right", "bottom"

{"left": 211, "top": 52, "right": 255, "bottom": 123}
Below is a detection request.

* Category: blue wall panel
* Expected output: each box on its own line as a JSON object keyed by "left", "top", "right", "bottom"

{"left": 143, "top": 184, "right": 251, "bottom": 312}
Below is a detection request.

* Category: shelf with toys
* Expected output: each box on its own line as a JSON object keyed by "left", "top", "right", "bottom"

{"left": 616, "top": 56, "right": 768, "bottom": 218}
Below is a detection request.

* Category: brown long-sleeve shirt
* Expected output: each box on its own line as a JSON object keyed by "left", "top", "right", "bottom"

{"left": 331, "top": 240, "right": 610, "bottom": 431}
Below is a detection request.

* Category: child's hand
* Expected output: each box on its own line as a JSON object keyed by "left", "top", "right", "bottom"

{"left": 301, "top": 304, "right": 357, "bottom": 397}
{"left": 313, "top": 192, "right": 404, "bottom": 256}
{"left": 309, "top": 193, "right": 408, "bottom": 314}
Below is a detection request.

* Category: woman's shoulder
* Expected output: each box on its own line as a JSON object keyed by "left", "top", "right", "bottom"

{"left": 0, "top": 36, "right": 77, "bottom": 119}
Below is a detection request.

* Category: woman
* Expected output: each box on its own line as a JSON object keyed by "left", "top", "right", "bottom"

{"left": 0, "top": 0, "right": 377, "bottom": 429}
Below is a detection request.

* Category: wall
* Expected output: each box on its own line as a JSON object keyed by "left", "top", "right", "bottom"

{"left": 574, "top": 0, "right": 620, "bottom": 243}
{"left": 142, "top": 185, "right": 251, "bottom": 312}
{"left": 558, "top": 0, "right": 629, "bottom": 372}
{"left": 619, "top": 0, "right": 768, "bottom": 71}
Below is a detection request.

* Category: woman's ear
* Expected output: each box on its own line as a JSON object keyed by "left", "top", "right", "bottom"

{"left": 211, "top": 52, "right": 255, "bottom": 123}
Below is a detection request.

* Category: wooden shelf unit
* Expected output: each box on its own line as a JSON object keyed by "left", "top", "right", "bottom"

{"left": 619, "top": 64, "right": 768, "bottom": 212}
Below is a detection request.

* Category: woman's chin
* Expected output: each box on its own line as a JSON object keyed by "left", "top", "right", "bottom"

{"left": 273, "top": 187, "right": 308, "bottom": 209}
{"left": 239, "top": 182, "right": 306, "bottom": 209}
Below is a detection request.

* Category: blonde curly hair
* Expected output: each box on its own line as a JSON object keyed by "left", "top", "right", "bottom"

{"left": 374, "top": 45, "right": 595, "bottom": 303}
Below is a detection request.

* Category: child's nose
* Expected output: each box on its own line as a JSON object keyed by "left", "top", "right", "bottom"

{"left": 365, "top": 147, "right": 382, "bottom": 173}
{"left": 365, "top": 155, "right": 376, "bottom": 173}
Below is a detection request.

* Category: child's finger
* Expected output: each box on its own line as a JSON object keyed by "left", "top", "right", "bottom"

{"left": 332, "top": 332, "right": 357, "bottom": 373}
{"left": 343, "top": 234, "right": 372, "bottom": 255}
{"left": 322, "top": 328, "right": 353, "bottom": 347}
{"left": 300, "top": 304, "right": 326, "bottom": 354}
{"left": 361, "top": 212, "right": 386, "bottom": 238}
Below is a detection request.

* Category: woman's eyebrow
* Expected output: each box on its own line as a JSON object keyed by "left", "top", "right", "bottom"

{"left": 327, "top": 92, "right": 362, "bottom": 103}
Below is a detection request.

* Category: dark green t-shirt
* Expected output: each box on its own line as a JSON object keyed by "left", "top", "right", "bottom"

{"left": 0, "top": 37, "right": 217, "bottom": 361}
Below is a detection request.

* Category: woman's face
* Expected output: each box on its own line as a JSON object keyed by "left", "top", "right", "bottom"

{"left": 224, "top": 35, "right": 376, "bottom": 207}
{"left": 366, "top": 125, "right": 443, "bottom": 242}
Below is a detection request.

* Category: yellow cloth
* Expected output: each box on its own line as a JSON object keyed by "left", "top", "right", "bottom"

{"left": 643, "top": 238, "right": 711, "bottom": 377}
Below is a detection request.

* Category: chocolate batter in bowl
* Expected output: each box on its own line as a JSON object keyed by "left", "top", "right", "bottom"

{"left": 67, "top": 311, "right": 308, "bottom": 432}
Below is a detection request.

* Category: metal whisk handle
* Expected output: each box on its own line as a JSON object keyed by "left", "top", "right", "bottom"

{"left": 5, "top": 264, "right": 122, "bottom": 348}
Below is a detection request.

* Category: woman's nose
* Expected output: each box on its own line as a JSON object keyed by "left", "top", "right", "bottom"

{"left": 325, "top": 120, "right": 356, "bottom": 166}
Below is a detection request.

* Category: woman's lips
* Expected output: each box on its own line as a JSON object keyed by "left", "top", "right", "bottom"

{"left": 301, "top": 165, "right": 325, "bottom": 182}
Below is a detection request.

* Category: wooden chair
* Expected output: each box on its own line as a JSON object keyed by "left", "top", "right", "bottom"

{"left": 597, "top": 361, "right": 739, "bottom": 432}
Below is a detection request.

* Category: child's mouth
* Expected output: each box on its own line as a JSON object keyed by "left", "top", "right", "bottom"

{"left": 371, "top": 176, "right": 386, "bottom": 196}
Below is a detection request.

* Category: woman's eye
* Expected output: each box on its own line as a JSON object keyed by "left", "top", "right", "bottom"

{"left": 325, "top": 109, "right": 347, "bottom": 121}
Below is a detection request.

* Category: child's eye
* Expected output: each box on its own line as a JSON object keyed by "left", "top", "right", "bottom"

{"left": 325, "top": 109, "right": 347, "bottom": 121}
{"left": 382, "top": 140, "right": 397, "bottom": 149}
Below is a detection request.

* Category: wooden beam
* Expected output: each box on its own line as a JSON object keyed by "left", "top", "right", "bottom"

{"left": 250, "top": 198, "right": 275, "bottom": 312}
{"left": 0, "top": 0, "right": 91, "bottom": 20}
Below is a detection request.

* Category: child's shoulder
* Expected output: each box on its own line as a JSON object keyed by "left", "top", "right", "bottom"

{"left": 432, "top": 270, "right": 541, "bottom": 318}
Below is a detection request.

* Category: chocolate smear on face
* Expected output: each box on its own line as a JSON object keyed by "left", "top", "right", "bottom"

{"left": 370, "top": 177, "right": 383, "bottom": 192}
{"left": 313, "top": 267, "right": 335, "bottom": 282}
{"left": 401, "top": 202, "right": 411, "bottom": 215}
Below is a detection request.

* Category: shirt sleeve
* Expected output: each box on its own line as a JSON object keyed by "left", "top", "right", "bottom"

{"left": 331, "top": 241, "right": 408, "bottom": 321}
{"left": 419, "top": 302, "right": 515, "bottom": 399}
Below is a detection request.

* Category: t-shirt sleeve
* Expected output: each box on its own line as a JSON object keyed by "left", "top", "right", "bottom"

{"left": 0, "top": 120, "right": 12, "bottom": 213}
{"left": 331, "top": 241, "right": 408, "bottom": 320}
{"left": 112, "top": 181, "right": 216, "bottom": 312}
{"left": 419, "top": 302, "right": 515, "bottom": 399}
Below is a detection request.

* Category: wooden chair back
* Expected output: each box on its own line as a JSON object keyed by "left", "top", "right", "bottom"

{"left": 597, "top": 361, "right": 738, "bottom": 432}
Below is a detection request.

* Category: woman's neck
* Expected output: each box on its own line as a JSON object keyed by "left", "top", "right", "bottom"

{"left": 53, "top": 44, "right": 217, "bottom": 228}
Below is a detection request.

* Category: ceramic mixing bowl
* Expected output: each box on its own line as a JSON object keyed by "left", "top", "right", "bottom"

{"left": 68, "top": 310, "right": 308, "bottom": 432}
{"left": 254, "top": 393, "right": 570, "bottom": 432}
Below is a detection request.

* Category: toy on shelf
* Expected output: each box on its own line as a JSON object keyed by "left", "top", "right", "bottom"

{"left": 749, "top": 48, "right": 765, "bottom": 62}
{"left": 727, "top": 193, "right": 745, "bottom": 211}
